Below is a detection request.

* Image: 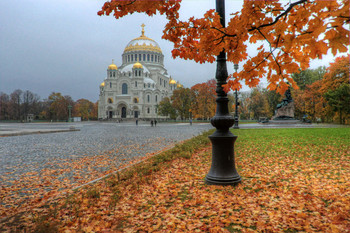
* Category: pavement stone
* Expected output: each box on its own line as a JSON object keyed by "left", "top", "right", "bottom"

{"left": 0, "top": 121, "right": 213, "bottom": 215}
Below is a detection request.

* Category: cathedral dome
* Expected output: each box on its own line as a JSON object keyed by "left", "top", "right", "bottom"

{"left": 100, "top": 81, "right": 105, "bottom": 87}
{"left": 108, "top": 60, "right": 117, "bottom": 70}
{"left": 169, "top": 79, "right": 177, "bottom": 84}
{"left": 124, "top": 24, "right": 162, "bottom": 54}
{"left": 133, "top": 62, "right": 143, "bottom": 69}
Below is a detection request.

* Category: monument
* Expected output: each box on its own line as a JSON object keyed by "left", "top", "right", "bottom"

{"left": 273, "top": 86, "right": 294, "bottom": 120}
{"left": 268, "top": 84, "right": 300, "bottom": 124}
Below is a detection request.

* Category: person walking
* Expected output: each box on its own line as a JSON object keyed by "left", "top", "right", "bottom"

{"left": 154, "top": 119, "right": 157, "bottom": 127}
{"left": 151, "top": 120, "right": 154, "bottom": 127}
{"left": 190, "top": 119, "right": 192, "bottom": 126}
{"left": 136, "top": 119, "right": 138, "bottom": 125}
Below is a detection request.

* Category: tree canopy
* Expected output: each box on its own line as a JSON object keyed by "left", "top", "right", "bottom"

{"left": 98, "top": 0, "right": 349, "bottom": 94}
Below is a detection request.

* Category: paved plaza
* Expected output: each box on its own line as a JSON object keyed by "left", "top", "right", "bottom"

{"left": 1, "top": 122, "right": 213, "bottom": 177}
{"left": 0, "top": 121, "right": 213, "bottom": 216}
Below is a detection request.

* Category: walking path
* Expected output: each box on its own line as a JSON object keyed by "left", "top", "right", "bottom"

{"left": 0, "top": 121, "right": 344, "bottom": 137}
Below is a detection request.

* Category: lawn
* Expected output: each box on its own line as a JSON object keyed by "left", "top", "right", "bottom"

{"left": 2, "top": 128, "right": 349, "bottom": 232}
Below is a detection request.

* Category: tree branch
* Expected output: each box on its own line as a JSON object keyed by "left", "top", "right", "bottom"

{"left": 249, "top": 0, "right": 308, "bottom": 32}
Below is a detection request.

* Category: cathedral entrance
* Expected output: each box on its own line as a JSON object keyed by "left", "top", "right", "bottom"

{"left": 134, "top": 111, "right": 139, "bottom": 118}
{"left": 121, "top": 107, "right": 127, "bottom": 118}
{"left": 108, "top": 111, "right": 113, "bottom": 119}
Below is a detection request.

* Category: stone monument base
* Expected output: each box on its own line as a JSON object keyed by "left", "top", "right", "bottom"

{"left": 266, "top": 119, "right": 301, "bottom": 124}
{"left": 273, "top": 101, "right": 295, "bottom": 120}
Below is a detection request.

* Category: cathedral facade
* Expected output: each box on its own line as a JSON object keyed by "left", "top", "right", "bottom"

{"left": 98, "top": 25, "right": 181, "bottom": 120}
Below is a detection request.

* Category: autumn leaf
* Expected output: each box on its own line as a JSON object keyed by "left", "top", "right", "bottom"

{"left": 98, "top": 0, "right": 349, "bottom": 94}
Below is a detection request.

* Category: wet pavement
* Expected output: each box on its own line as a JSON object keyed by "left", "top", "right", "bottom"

{"left": 0, "top": 121, "right": 212, "bottom": 216}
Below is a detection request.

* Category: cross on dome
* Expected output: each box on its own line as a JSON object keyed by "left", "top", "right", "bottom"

{"left": 141, "top": 23, "right": 145, "bottom": 36}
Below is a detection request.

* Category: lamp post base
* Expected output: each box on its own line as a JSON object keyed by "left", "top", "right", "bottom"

{"left": 205, "top": 132, "right": 241, "bottom": 186}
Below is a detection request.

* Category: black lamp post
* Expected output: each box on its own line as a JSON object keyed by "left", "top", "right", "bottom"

{"left": 233, "top": 63, "right": 239, "bottom": 129}
{"left": 68, "top": 105, "right": 72, "bottom": 122}
{"left": 205, "top": 0, "right": 241, "bottom": 185}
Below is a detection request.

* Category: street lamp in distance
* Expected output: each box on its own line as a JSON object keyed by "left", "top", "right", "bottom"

{"left": 233, "top": 63, "right": 239, "bottom": 129}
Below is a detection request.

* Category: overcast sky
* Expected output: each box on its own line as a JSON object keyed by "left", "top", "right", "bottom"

{"left": 0, "top": 0, "right": 343, "bottom": 102}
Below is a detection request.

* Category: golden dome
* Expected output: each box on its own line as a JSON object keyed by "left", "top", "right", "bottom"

{"left": 124, "top": 24, "right": 162, "bottom": 53}
{"left": 133, "top": 62, "right": 143, "bottom": 69}
{"left": 100, "top": 82, "right": 105, "bottom": 87}
{"left": 169, "top": 79, "right": 177, "bottom": 84}
{"left": 108, "top": 60, "right": 117, "bottom": 70}
{"left": 177, "top": 83, "right": 183, "bottom": 88}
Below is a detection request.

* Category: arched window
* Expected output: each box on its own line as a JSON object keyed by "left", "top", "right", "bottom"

{"left": 148, "top": 83, "right": 150, "bottom": 88}
{"left": 110, "top": 72, "right": 112, "bottom": 77}
{"left": 128, "top": 55, "right": 130, "bottom": 62}
{"left": 147, "top": 54, "right": 150, "bottom": 61}
{"left": 113, "top": 72, "right": 115, "bottom": 77}
{"left": 135, "top": 54, "right": 137, "bottom": 61}
{"left": 143, "top": 54, "right": 146, "bottom": 61}
{"left": 139, "top": 70, "right": 141, "bottom": 76}
{"left": 151, "top": 55, "right": 153, "bottom": 62}
{"left": 135, "top": 70, "right": 137, "bottom": 76}
{"left": 110, "top": 82, "right": 112, "bottom": 88}
{"left": 122, "top": 83, "right": 128, "bottom": 94}
{"left": 139, "top": 54, "right": 141, "bottom": 61}
{"left": 147, "top": 95, "right": 150, "bottom": 103}
{"left": 147, "top": 108, "right": 150, "bottom": 114}
{"left": 155, "top": 95, "right": 158, "bottom": 103}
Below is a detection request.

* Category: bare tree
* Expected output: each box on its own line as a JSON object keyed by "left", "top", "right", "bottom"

{"left": 10, "top": 89, "right": 23, "bottom": 120}
{"left": 0, "top": 92, "right": 10, "bottom": 120}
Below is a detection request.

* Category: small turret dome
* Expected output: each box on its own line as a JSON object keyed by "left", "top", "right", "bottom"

{"left": 177, "top": 83, "right": 183, "bottom": 88}
{"left": 108, "top": 60, "right": 117, "bottom": 70}
{"left": 100, "top": 82, "right": 105, "bottom": 87}
{"left": 169, "top": 79, "right": 177, "bottom": 84}
{"left": 133, "top": 62, "right": 143, "bottom": 69}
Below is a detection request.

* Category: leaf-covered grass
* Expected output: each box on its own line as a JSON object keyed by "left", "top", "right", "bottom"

{"left": 2, "top": 128, "right": 349, "bottom": 232}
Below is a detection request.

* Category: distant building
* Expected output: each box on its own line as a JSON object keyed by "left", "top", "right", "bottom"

{"left": 98, "top": 24, "right": 182, "bottom": 120}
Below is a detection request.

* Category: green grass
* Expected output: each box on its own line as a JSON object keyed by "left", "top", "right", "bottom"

{"left": 234, "top": 127, "right": 349, "bottom": 158}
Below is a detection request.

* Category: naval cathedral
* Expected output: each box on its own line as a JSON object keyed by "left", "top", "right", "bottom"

{"left": 98, "top": 24, "right": 182, "bottom": 120}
